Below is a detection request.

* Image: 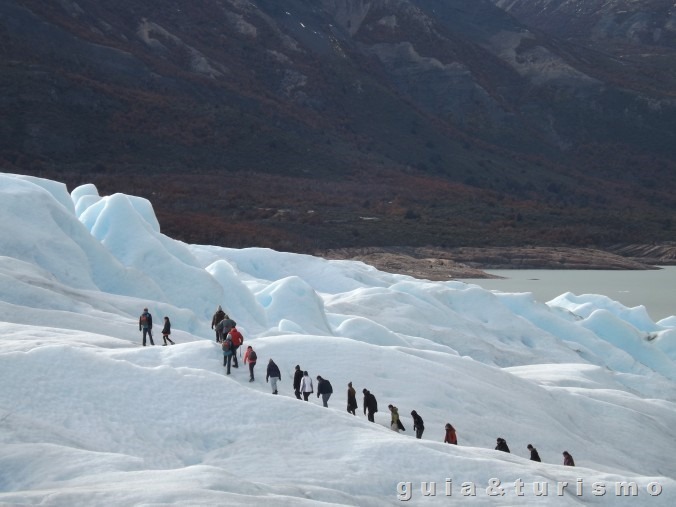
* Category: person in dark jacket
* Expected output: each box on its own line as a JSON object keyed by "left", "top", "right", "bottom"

{"left": 217, "top": 315, "right": 236, "bottom": 344}
{"left": 139, "top": 307, "right": 154, "bottom": 346}
{"left": 444, "top": 423, "right": 457, "bottom": 444}
{"left": 293, "top": 365, "right": 303, "bottom": 400}
{"left": 495, "top": 437, "right": 510, "bottom": 453}
{"left": 411, "top": 410, "right": 424, "bottom": 439}
{"left": 362, "top": 389, "right": 378, "bottom": 422}
{"left": 211, "top": 305, "right": 226, "bottom": 342}
{"left": 316, "top": 376, "right": 333, "bottom": 407}
{"left": 346, "top": 382, "right": 358, "bottom": 415}
{"left": 222, "top": 335, "right": 234, "bottom": 374}
{"left": 527, "top": 444, "right": 541, "bottom": 462}
{"left": 161, "top": 316, "right": 175, "bottom": 345}
{"left": 266, "top": 359, "right": 281, "bottom": 394}
{"left": 563, "top": 451, "right": 575, "bottom": 466}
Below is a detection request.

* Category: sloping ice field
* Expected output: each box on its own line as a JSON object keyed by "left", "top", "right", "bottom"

{"left": 1, "top": 173, "right": 675, "bottom": 505}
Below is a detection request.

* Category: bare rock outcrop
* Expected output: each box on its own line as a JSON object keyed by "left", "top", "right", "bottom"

{"left": 317, "top": 246, "right": 659, "bottom": 280}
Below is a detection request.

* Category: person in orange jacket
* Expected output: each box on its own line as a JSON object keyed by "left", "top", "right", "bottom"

{"left": 243, "top": 345, "right": 257, "bottom": 382}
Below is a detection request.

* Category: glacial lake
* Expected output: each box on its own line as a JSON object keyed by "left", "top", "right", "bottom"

{"left": 459, "top": 266, "right": 676, "bottom": 322}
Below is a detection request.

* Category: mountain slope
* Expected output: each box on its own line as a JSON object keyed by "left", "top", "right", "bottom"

{"left": 2, "top": 0, "right": 676, "bottom": 250}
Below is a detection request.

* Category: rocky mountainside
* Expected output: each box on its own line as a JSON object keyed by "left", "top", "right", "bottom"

{"left": 2, "top": 0, "right": 676, "bottom": 251}
{"left": 489, "top": 0, "right": 676, "bottom": 93}
{"left": 490, "top": 0, "right": 676, "bottom": 49}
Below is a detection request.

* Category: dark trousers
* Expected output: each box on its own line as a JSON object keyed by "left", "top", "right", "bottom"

{"left": 248, "top": 362, "right": 256, "bottom": 380}
{"left": 224, "top": 353, "right": 232, "bottom": 374}
{"left": 348, "top": 406, "right": 356, "bottom": 415}
{"left": 232, "top": 346, "right": 239, "bottom": 367}
{"left": 367, "top": 410, "right": 375, "bottom": 422}
{"left": 294, "top": 389, "right": 301, "bottom": 400}
{"left": 162, "top": 334, "right": 174, "bottom": 345}
{"left": 415, "top": 427, "right": 424, "bottom": 439}
{"left": 302, "top": 392, "right": 310, "bottom": 401}
{"left": 142, "top": 328, "right": 154, "bottom": 346}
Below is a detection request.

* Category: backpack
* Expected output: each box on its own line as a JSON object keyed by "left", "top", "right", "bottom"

{"left": 248, "top": 350, "right": 257, "bottom": 362}
{"left": 140, "top": 314, "right": 148, "bottom": 325}
{"left": 229, "top": 328, "right": 243, "bottom": 347}
{"left": 222, "top": 340, "right": 233, "bottom": 355}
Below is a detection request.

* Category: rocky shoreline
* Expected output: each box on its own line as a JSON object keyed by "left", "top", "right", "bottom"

{"left": 316, "top": 244, "right": 676, "bottom": 281}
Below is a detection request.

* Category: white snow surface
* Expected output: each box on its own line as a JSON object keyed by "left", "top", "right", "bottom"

{"left": 1, "top": 172, "right": 675, "bottom": 505}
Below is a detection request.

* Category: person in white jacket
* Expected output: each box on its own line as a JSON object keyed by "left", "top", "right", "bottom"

{"left": 299, "top": 371, "right": 313, "bottom": 401}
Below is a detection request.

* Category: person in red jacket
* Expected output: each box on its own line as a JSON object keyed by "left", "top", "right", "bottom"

{"left": 228, "top": 327, "right": 243, "bottom": 368}
{"left": 243, "top": 345, "right": 257, "bottom": 382}
{"left": 444, "top": 423, "right": 457, "bottom": 445}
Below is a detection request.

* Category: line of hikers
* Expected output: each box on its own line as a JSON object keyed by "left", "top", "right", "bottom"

{"left": 496, "top": 439, "right": 575, "bottom": 466}
{"left": 209, "top": 307, "right": 461, "bottom": 442}
{"left": 211, "top": 307, "right": 577, "bottom": 466}
{"left": 141, "top": 306, "right": 576, "bottom": 466}
{"left": 210, "top": 306, "right": 258, "bottom": 380}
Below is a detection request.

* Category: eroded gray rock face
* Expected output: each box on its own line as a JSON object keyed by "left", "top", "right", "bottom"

{"left": 489, "top": 0, "right": 676, "bottom": 48}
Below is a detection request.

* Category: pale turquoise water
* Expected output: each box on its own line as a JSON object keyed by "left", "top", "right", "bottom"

{"left": 459, "top": 266, "right": 676, "bottom": 322}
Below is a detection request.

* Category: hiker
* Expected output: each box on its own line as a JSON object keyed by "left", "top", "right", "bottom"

{"left": 222, "top": 335, "right": 234, "bottom": 375}
{"left": 211, "top": 305, "right": 225, "bottom": 342}
{"left": 243, "top": 345, "right": 257, "bottom": 382}
{"left": 299, "top": 371, "right": 313, "bottom": 401}
{"left": 411, "top": 410, "right": 424, "bottom": 439}
{"left": 527, "top": 444, "right": 541, "bottom": 462}
{"left": 161, "top": 316, "right": 175, "bottom": 345}
{"left": 217, "top": 314, "right": 236, "bottom": 343}
{"left": 495, "top": 437, "right": 510, "bottom": 453}
{"left": 228, "top": 327, "right": 243, "bottom": 368}
{"left": 139, "top": 307, "right": 154, "bottom": 346}
{"left": 346, "top": 382, "right": 358, "bottom": 415}
{"left": 388, "top": 405, "right": 404, "bottom": 432}
{"left": 563, "top": 451, "right": 575, "bottom": 466}
{"left": 316, "top": 375, "right": 333, "bottom": 407}
{"left": 444, "top": 423, "right": 457, "bottom": 445}
{"left": 293, "top": 365, "right": 303, "bottom": 399}
{"left": 266, "top": 359, "right": 281, "bottom": 395}
{"left": 363, "top": 389, "right": 378, "bottom": 422}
